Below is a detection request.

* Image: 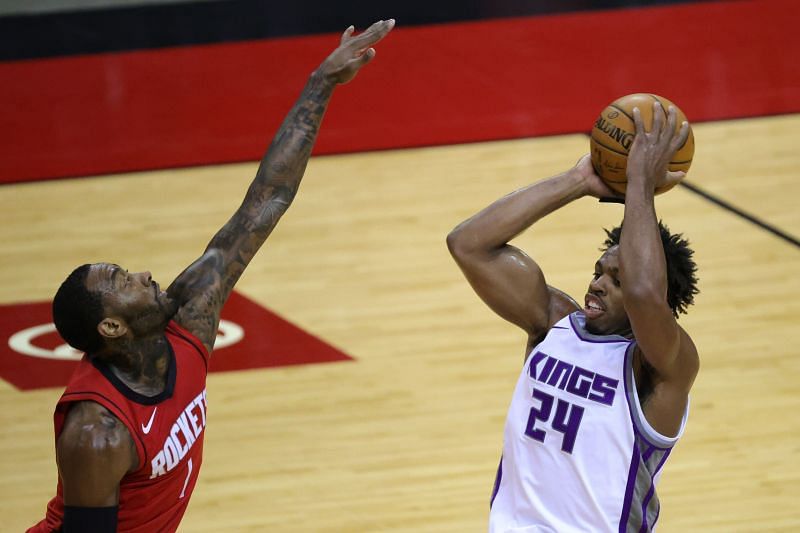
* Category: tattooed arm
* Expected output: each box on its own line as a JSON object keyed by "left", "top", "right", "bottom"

{"left": 167, "top": 20, "right": 395, "bottom": 353}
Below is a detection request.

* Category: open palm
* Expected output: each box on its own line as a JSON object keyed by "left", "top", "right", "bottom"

{"left": 320, "top": 19, "right": 395, "bottom": 85}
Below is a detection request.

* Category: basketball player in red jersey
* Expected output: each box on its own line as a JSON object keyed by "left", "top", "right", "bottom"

{"left": 28, "top": 19, "right": 394, "bottom": 533}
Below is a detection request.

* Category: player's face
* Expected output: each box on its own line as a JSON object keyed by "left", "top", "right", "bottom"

{"left": 583, "top": 246, "right": 631, "bottom": 337}
{"left": 86, "top": 262, "right": 176, "bottom": 336}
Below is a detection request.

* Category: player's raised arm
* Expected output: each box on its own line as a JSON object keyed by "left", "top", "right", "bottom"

{"left": 446, "top": 157, "right": 617, "bottom": 347}
{"left": 619, "top": 102, "right": 698, "bottom": 389}
{"left": 166, "top": 20, "right": 394, "bottom": 353}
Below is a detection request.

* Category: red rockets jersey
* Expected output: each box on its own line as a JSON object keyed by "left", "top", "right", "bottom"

{"left": 28, "top": 321, "right": 209, "bottom": 533}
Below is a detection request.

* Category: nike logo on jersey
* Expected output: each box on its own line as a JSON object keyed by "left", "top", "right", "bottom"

{"left": 150, "top": 389, "right": 208, "bottom": 479}
{"left": 141, "top": 407, "right": 158, "bottom": 434}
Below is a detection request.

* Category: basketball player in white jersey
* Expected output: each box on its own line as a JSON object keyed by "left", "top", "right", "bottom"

{"left": 447, "top": 102, "right": 699, "bottom": 532}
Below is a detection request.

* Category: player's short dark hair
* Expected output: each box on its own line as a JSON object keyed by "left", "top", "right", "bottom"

{"left": 52, "top": 264, "right": 105, "bottom": 353}
{"left": 602, "top": 221, "right": 699, "bottom": 317}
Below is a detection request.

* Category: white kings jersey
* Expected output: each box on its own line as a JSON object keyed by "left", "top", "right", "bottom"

{"left": 488, "top": 312, "right": 688, "bottom": 533}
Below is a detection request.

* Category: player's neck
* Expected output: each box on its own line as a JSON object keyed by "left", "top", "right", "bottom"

{"left": 616, "top": 326, "right": 634, "bottom": 339}
{"left": 100, "top": 334, "right": 172, "bottom": 395}
{"left": 608, "top": 317, "right": 633, "bottom": 338}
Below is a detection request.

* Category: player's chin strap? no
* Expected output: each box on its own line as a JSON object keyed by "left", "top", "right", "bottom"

{"left": 599, "top": 197, "right": 625, "bottom": 204}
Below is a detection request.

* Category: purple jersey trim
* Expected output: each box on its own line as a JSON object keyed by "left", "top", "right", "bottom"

{"left": 622, "top": 343, "right": 677, "bottom": 451}
{"left": 490, "top": 455, "right": 503, "bottom": 509}
{"left": 618, "top": 444, "right": 641, "bottom": 533}
{"left": 642, "top": 445, "right": 656, "bottom": 462}
{"left": 568, "top": 312, "right": 631, "bottom": 344}
{"left": 639, "top": 449, "right": 672, "bottom": 532}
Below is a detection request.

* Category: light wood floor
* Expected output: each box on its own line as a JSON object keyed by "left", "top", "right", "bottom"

{"left": 1, "top": 114, "right": 799, "bottom": 531}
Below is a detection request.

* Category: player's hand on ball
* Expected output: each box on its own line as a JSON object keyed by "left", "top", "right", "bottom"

{"left": 627, "top": 101, "right": 690, "bottom": 191}
{"left": 573, "top": 154, "right": 623, "bottom": 200}
{"left": 318, "top": 19, "right": 395, "bottom": 85}
{"left": 655, "top": 169, "right": 687, "bottom": 192}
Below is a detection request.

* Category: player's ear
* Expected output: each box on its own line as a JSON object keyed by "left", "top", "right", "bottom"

{"left": 98, "top": 317, "right": 128, "bottom": 339}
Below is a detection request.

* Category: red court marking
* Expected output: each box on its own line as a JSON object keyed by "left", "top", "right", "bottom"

{"left": 1, "top": 0, "right": 798, "bottom": 184}
{"left": 0, "top": 291, "right": 351, "bottom": 391}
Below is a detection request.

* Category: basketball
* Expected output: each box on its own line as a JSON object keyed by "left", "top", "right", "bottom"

{"left": 589, "top": 93, "right": 694, "bottom": 195}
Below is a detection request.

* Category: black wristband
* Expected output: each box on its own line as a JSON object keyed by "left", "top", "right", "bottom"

{"left": 599, "top": 197, "right": 625, "bottom": 204}
{"left": 63, "top": 505, "right": 118, "bottom": 533}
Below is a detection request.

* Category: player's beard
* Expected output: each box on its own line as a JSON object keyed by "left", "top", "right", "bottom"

{"left": 128, "top": 296, "right": 179, "bottom": 337}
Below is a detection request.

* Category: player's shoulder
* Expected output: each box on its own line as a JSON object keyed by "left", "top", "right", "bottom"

{"left": 525, "top": 286, "right": 580, "bottom": 351}
{"left": 58, "top": 401, "right": 135, "bottom": 462}
{"left": 634, "top": 323, "right": 699, "bottom": 393}
{"left": 546, "top": 286, "right": 581, "bottom": 327}
{"left": 57, "top": 401, "right": 138, "bottom": 501}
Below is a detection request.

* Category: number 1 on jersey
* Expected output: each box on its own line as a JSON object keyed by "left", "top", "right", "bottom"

{"left": 524, "top": 388, "right": 585, "bottom": 454}
{"left": 179, "top": 458, "right": 193, "bottom": 499}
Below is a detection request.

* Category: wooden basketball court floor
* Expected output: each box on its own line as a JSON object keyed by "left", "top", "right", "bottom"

{"left": 1, "top": 113, "right": 799, "bottom": 531}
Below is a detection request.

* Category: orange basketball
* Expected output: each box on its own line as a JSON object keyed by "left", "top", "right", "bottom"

{"left": 589, "top": 93, "right": 694, "bottom": 195}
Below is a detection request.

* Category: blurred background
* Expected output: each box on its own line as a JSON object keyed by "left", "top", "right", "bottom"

{"left": 1, "top": 0, "right": 799, "bottom": 531}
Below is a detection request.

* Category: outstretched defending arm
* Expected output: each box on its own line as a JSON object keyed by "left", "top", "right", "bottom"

{"left": 166, "top": 20, "right": 395, "bottom": 353}
{"left": 447, "top": 157, "right": 618, "bottom": 348}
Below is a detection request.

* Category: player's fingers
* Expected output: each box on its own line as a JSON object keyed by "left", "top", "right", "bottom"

{"left": 632, "top": 107, "right": 645, "bottom": 135}
{"left": 353, "top": 48, "right": 376, "bottom": 67}
{"left": 651, "top": 101, "right": 664, "bottom": 138}
{"left": 349, "top": 19, "right": 394, "bottom": 48}
{"left": 340, "top": 25, "right": 355, "bottom": 45}
{"left": 666, "top": 170, "right": 686, "bottom": 183}
{"left": 671, "top": 121, "right": 690, "bottom": 151}
{"left": 664, "top": 105, "right": 677, "bottom": 143}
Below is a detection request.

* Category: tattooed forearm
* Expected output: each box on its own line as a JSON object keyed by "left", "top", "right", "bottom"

{"left": 210, "top": 72, "right": 334, "bottom": 261}
{"left": 241, "top": 73, "right": 334, "bottom": 224}
{"left": 206, "top": 73, "right": 335, "bottom": 287}
{"left": 173, "top": 74, "right": 336, "bottom": 353}
{"left": 169, "top": 20, "right": 394, "bottom": 356}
